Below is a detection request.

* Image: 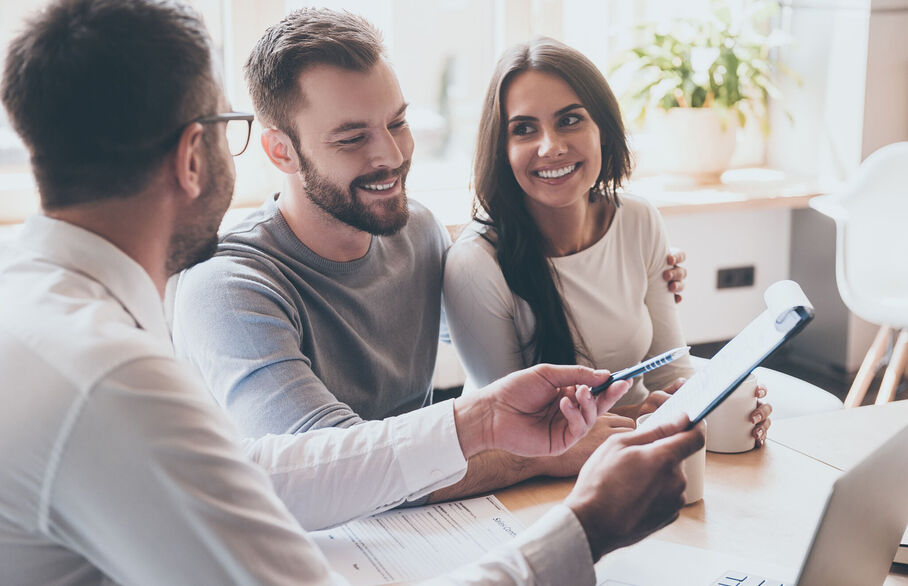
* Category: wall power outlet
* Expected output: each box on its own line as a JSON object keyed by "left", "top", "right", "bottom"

{"left": 716, "top": 266, "right": 755, "bottom": 289}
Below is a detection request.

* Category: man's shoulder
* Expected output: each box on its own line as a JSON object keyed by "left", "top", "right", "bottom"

{"left": 179, "top": 201, "right": 293, "bottom": 294}
{"left": 0, "top": 265, "right": 170, "bottom": 394}
{"left": 401, "top": 199, "right": 449, "bottom": 247}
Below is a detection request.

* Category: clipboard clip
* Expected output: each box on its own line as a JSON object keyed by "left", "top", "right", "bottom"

{"left": 775, "top": 306, "right": 814, "bottom": 333}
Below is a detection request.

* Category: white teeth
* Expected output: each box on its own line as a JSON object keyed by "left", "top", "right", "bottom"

{"left": 361, "top": 180, "right": 396, "bottom": 191}
{"left": 536, "top": 164, "right": 576, "bottom": 179}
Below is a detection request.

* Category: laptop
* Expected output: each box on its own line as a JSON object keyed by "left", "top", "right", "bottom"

{"left": 594, "top": 423, "right": 908, "bottom": 586}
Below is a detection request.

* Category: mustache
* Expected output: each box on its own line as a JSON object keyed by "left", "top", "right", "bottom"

{"left": 352, "top": 160, "right": 411, "bottom": 187}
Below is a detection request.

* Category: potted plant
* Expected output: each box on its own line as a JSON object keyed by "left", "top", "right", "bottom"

{"left": 612, "top": 1, "right": 793, "bottom": 183}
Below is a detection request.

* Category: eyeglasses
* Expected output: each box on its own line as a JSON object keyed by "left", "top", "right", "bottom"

{"left": 195, "top": 112, "right": 254, "bottom": 156}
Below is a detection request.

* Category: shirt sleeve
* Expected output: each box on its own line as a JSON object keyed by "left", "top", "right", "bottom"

{"left": 639, "top": 202, "right": 695, "bottom": 392}
{"left": 47, "top": 357, "right": 349, "bottom": 586}
{"left": 423, "top": 505, "right": 596, "bottom": 585}
{"left": 443, "top": 235, "right": 529, "bottom": 391}
{"left": 242, "top": 399, "right": 469, "bottom": 530}
{"left": 48, "top": 357, "right": 594, "bottom": 585}
{"left": 172, "top": 254, "right": 363, "bottom": 435}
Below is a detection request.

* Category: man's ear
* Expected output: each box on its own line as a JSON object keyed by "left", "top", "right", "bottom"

{"left": 261, "top": 128, "right": 301, "bottom": 175}
{"left": 174, "top": 122, "right": 206, "bottom": 200}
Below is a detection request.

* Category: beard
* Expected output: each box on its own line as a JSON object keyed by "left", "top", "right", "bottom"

{"left": 165, "top": 133, "right": 235, "bottom": 275}
{"left": 296, "top": 148, "right": 410, "bottom": 236}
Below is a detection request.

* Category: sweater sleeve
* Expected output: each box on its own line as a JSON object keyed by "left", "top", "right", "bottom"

{"left": 172, "top": 254, "right": 364, "bottom": 436}
{"left": 443, "top": 232, "right": 530, "bottom": 391}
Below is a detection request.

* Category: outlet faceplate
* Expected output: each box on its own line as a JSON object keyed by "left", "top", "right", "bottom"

{"left": 716, "top": 266, "right": 755, "bottom": 289}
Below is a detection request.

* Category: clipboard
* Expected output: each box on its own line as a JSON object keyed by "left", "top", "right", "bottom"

{"left": 639, "top": 280, "right": 815, "bottom": 431}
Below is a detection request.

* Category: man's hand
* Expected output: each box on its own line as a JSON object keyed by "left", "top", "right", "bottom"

{"left": 565, "top": 415, "right": 706, "bottom": 560}
{"left": 534, "top": 414, "right": 636, "bottom": 478}
{"left": 663, "top": 247, "right": 687, "bottom": 303}
{"left": 453, "top": 364, "right": 631, "bottom": 460}
{"left": 609, "top": 377, "right": 686, "bottom": 421}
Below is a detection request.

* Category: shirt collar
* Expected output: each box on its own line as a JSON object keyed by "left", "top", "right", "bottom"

{"left": 18, "top": 214, "right": 172, "bottom": 343}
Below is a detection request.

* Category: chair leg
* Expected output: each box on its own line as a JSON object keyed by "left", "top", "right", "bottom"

{"left": 876, "top": 329, "right": 908, "bottom": 405}
{"left": 845, "top": 325, "right": 891, "bottom": 408}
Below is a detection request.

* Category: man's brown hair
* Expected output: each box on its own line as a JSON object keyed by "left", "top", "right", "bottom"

{"left": 244, "top": 8, "right": 385, "bottom": 147}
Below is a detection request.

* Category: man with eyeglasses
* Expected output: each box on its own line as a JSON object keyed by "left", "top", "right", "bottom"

{"left": 173, "top": 7, "right": 690, "bottom": 505}
{"left": 0, "top": 0, "right": 703, "bottom": 584}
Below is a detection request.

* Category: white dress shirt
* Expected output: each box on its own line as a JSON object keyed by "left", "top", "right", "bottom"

{"left": 0, "top": 214, "right": 595, "bottom": 585}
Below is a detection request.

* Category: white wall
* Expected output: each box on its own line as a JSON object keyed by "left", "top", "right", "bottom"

{"left": 664, "top": 209, "right": 792, "bottom": 344}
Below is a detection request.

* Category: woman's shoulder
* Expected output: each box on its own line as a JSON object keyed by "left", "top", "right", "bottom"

{"left": 618, "top": 193, "right": 660, "bottom": 216}
{"left": 445, "top": 221, "right": 508, "bottom": 284}
{"left": 617, "top": 193, "right": 663, "bottom": 232}
{"left": 448, "top": 221, "right": 497, "bottom": 259}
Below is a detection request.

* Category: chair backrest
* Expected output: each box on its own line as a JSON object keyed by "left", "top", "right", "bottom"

{"left": 810, "top": 142, "right": 908, "bottom": 328}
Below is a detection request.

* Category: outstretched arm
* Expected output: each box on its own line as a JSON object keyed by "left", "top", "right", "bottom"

{"left": 428, "top": 365, "right": 632, "bottom": 503}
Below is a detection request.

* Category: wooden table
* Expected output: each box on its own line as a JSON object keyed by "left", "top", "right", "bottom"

{"left": 495, "top": 402, "right": 908, "bottom": 585}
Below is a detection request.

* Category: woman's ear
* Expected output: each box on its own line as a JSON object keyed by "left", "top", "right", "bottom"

{"left": 174, "top": 122, "right": 206, "bottom": 200}
{"left": 261, "top": 128, "right": 301, "bottom": 175}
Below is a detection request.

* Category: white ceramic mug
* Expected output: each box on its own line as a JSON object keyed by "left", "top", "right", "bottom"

{"left": 637, "top": 413, "right": 705, "bottom": 505}
{"left": 704, "top": 373, "right": 759, "bottom": 454}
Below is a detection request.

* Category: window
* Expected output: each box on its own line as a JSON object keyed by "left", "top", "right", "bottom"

{"left": 0, "top": 0, "right": 769, "bottom": 225}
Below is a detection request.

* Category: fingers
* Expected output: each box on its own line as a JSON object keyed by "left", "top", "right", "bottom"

{"left": 662, "top": 267, "right": 687, "bottom": 289}
{"left": 561, "top": 387, "right": 600, "bottom": 441}
{"left": 594, "top": 379, "right": 631, "bottom": 414}
{"left": 666, "top": 247, "right": 687, "bottom": 266}
{"left": 751, "top": 399, "right": 772, "bottom": 447}
{"left": 620, "top": 414, "right": 691, "bottom": 447}
{"left": 601, "top": 413, "right": 636, "bottom": 430}
{"left": 674, "top": 293, "right": 683, "bottom": 304}
{"left": 533, "top": 363, "right": 612, "bottom": 390}
{"left": 662, "top": 377, "right": 687, "bottom": 395}
{"left": 754, "top": 384, "right": 768, "bottom": 399}
{"left": 658, "top": 423, "right": 706, "bottom": 461}
{"left": 750, "top": 400, "right": 772, "bottom": 424}
{"left": 577, "top": 386, "right": 599, "bottom": 428}
{"left": 753, "top": 418, "right": 771, "bottom": 446}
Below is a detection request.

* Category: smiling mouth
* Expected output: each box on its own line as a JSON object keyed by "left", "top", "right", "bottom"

{"left": 534, "top": 163, "right": 579, "bottom": 179}
{"left": 358, "top": 178, "right": 398, "bottom": 192}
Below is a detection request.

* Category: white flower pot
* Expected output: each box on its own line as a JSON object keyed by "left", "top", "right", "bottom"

{"left": 653, "top": 108, "right": 736, "bottom": 183}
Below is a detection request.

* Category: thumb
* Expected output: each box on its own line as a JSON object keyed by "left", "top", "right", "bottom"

{"left": 622, "top": 414, "right": 691, "bottom": 447}
{"left": 531, "top": 363, "right": 612, "bottom": 389}
{"left": 594, "top": 379, "right": 630, "bottom": 414}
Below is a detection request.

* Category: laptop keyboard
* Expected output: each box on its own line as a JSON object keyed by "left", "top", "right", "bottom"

{"left": 711, "top": 570, "right": 786, "bottom": 586}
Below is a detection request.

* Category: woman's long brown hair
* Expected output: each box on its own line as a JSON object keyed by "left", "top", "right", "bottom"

{"left": 472, "top": 37, "right": 632, "bottom": 365}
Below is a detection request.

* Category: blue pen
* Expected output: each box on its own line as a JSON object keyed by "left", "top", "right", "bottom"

{"left": 590, "top": 346, "right": 691, "bottom": 395}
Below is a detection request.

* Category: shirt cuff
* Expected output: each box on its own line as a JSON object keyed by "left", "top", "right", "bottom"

{"left": 390, "top": 399, "right": 468, "bottom": 499}
{"left": 513, "top": 504, "right": 596, "bottom": 586}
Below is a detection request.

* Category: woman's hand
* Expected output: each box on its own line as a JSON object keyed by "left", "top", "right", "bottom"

{"left": 635, "top": 377, "right": 687, "bottom": 420}
{"left": 750, "top": 384, "right": 772, "bottom": 447}
{"left": 663, "top": 248, "right": 687, "bottom": 304}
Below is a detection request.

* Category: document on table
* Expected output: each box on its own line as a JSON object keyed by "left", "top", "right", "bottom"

{"left": 309, "top": 495, "right": 524, "bottom": 584}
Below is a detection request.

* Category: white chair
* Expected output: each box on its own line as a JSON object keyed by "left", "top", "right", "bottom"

{"left": 809, "top": 142, "right": 908, "bottom": 407}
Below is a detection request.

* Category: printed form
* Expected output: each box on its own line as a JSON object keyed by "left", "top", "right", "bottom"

{"left": 309, "top": 495, "right": 523, "bottom": 584}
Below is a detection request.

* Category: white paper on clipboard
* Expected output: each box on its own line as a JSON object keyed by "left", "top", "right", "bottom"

{"left": 640, "top": 280, "right": 814, "bottom": 430}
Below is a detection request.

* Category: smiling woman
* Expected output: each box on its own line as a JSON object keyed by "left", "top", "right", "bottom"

{"left": 442, "top": 36, "right": 772, "bottom": 444}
